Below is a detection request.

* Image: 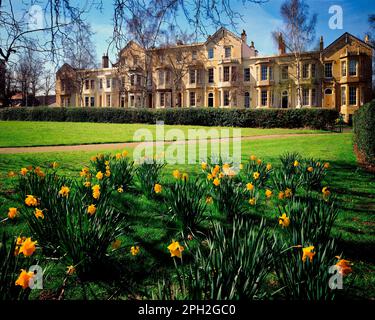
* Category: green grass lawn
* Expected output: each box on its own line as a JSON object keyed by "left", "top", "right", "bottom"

{"left": 0, "top": 131, "right": 374, "bottom": 299}
{"left": 0, "top": 121, "right": 327, "bottom": 147}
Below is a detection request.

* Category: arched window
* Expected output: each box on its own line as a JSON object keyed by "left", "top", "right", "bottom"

{"left": 325, "top": 88, "right": 333, "bottom": 95}
{"left": 208, "top": 92, "right": 214, "bottom": 107}
{"left": 244, "top": 92, "right": 250, "bottom": 108}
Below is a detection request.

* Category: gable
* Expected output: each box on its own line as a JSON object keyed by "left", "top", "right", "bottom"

{"left": 205, "top": 27, "right": 242, "bottom": 47}
{"left": 323, "top": 33, "right": 373, "bottom": 59}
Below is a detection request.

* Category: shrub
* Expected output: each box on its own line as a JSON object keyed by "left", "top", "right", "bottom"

{"left": 274, "top": 239, "right": 339, "bottom": 300}
{"left": 90, "top": 152, "right": 134, "bottom": 192}
{"left": 0, "top": 233, "right": 35, "bottom": 300}
{"left": 300, "top": 158, "right": 328, "bottom": 191}
{"left": 136, "top": 158, "right": 165, "bottom": 197}
{"left": 0, "top": 107, "right": 338, "bottom": 129}
{"left": 278, "top": 197, "right": 338, "bottom": 245}
{"left": 186, "top": 218, "right": 275, "bottom": 300}
{"left": 165, "top": 175, "right": 208, "bottom": 235}
{"left": 17, "top": 168, "right": 125, "bottom": 277}
{"left": 353, "top": 100, "right": 375, "bottom": 169}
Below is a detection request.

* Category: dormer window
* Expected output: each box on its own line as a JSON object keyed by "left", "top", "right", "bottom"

{"left": 208, "top": 48, "right": 214, "bottom": 59}
{"left": 224, "top": 46, "right": 231, "bottom": 58}
{"left": 192, "top": 50, "right": 197, "bottom": 60}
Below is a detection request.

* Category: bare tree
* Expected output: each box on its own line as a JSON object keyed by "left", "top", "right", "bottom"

{"left": 273, "top": 0, "right": 317, "bottom": 108}
{"left": 14, "top": 47, "right": 44, "bottom": 106}
{"left": 0, "top": 0, "right": 102, "bottom": 106}
{"left": 62, "top": 23, "right": 98, "bottom": 106}
{"left": 40, "top": 70, "right": 55, "bottom": 105}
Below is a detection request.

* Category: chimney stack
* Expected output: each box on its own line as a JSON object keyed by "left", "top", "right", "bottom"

{"left": 365, "top": 34, "right": 370, "bottom": 44}
{"left": 241, "top": 30, "right": 247, "bottom": 44}
{"left": 102, "top": 54, "right": 109, "bottom": 68}
{"left": 278, "top": 33, "right": 286, "bottom": 55}
{"left": 320, "top": 36, "right": 324, "bottom": 51}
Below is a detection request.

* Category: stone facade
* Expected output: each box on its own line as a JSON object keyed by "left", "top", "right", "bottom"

{"left": 56, "top": 27, "right": 373, "bottom": 122}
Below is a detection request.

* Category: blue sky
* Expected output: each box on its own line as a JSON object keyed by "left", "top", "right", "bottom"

{"left": 86, "top": 0, "right": 375, "bottom": 63}
{"left": 6, "top": 0, "right": 375, "bottom": 64}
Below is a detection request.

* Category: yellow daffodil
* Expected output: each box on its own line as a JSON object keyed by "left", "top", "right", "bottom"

{"left": 122, "top": 150, "right": 129, "bottom": 157}
{"left": 115, "top": 153, "right": 122, "bottom": 160}
{"left": 96, "top": 171, "right": 104, "bottom": 180}
{"left": 154, "top": 184, "right": 162, "bottom": 194}
{"left": 335, "top": 257, "right": 353, "bottom": 276}
{"left": 34, "top": 208, "right": 44, "bottom": 220}
{"left": 207, "top": 173, "right": 213, "bottom": 180}
{"left": 213, "top": 178, "right": 220, "bottom": 186}
{"left": 8, "top": 171, "right": 16, "bottom": 178}
{"left": 278, "top": 191, "right": 285, "bottom": 200}
{"left": 222, "top": 163, "right": 230, "bottom": 171}
{"left": 111, "top": 239, "right": 122, "bottom": 250}
{"left": 324, "top": 162, "right": 330, "bottom": 169}
{"left": 293, "top": 160, "right": 299, "bottom": 167}
{"left": 25, "top": 195, "right": 38, "bottom": 207}
{"left": 84, "top": 181, "right": 91, "bottom": 187}
{"left": 246, "top": 183, "right": 254, "bottom": 191}
{"left": 249, "top": 198, "right": 256, "bottom": 206}
{"left": 307, "top": 166, "right": 314, "bottom": 172}
{"left": 66, "top": 265, "right": 76, "bottom": 275}
{"left": 117, "top": 187, "right": 124, "bottom": 193}
{"left": 257, "top": 159, "right": 262, "bottom": 165}
{"left": 92, "top": 185, "right": 101, "bottom": 199}
{"left": 105, "top": 170, "right": 111, "bottom": 177}
{"left": 250, "top": 155, "right": 257, "bottom": 161}
{"left": 167, "top": 241, "right": 184, "bottom": 258}
{"left": 130, "top": 246, "right": 140, "bottom": 256}
{"left": 18, "top": 238, "right": 37, "bottom": 257}
{"left": 8, "top": 207, "right": 18, "bottom": 219}
{"left": 278, "top": 213, "right": 290, "bottom": 228}
{"left": 322, "top": 186, "right": 331, "bottom": 198}
{"left": 265, "top": 189, "right": 273, "bottom": 198}
{"left": 20, "top": 168, "right": 28, "bottom": 176}
{"left": 253, "top": 172, "right": 260, "bottom": 180}
{"left": 87, "top": 204, "right": 96, "bottom": 216}
{"left": 80, "top": 167, "right": 90, "bottom": 177}
{"left": 285, "top": 188, "right": 293, "bottom": 198}
{"left": 302, "top": 246, "right": 316, "bottom": 263}
{"left": 172, "top": 170, "right": 181, "bottom": 179}
{"left": 51, "top": 162, "right": 59, "bottom": 169}
{"left": 201, "top": 162, "right": 207, "bottom": 170}
{"left": 58, "top": 186, "right": 70, "bottom": 198}
{"left": 206, "top": 196, "right": 213, "bottom": 204}
{"left": 15, "top": 269, "right": 34, "bottom": 289}
{"left": 266, "top": 163, "right": 272, "bottom": 171}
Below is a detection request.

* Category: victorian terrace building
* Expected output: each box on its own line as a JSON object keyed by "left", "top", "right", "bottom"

{"left": 56, "top": 28, "right": 373, "bottom": 122}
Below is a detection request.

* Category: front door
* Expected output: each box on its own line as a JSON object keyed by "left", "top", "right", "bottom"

{"left": 282, "top": 91, "right": 288, "bottom": 108}
{"left": 324, "top": 88, "right": 333, "bottom": 108}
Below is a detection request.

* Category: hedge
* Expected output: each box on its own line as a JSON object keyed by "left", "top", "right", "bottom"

{"left": 353, "top": 100, "right": 375, "bottom": 169}
{"left": 0, "top": 107, "right": 339, "bottom": 130}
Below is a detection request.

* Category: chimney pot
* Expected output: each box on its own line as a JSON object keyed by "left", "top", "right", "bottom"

{"left": 320, "top": 36, "right": 324, "bottom": 51}
{"left": 241, "top": 30, "right": 247, "bottom": 44}
{"left": 365, "top": 34, "right": 370, "bottom": 44}
{"left": 278, "top": 33, "right": 286, "bottom": 55}
{"left": 102, "top": 55, "right": 109, "bottom": 68}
